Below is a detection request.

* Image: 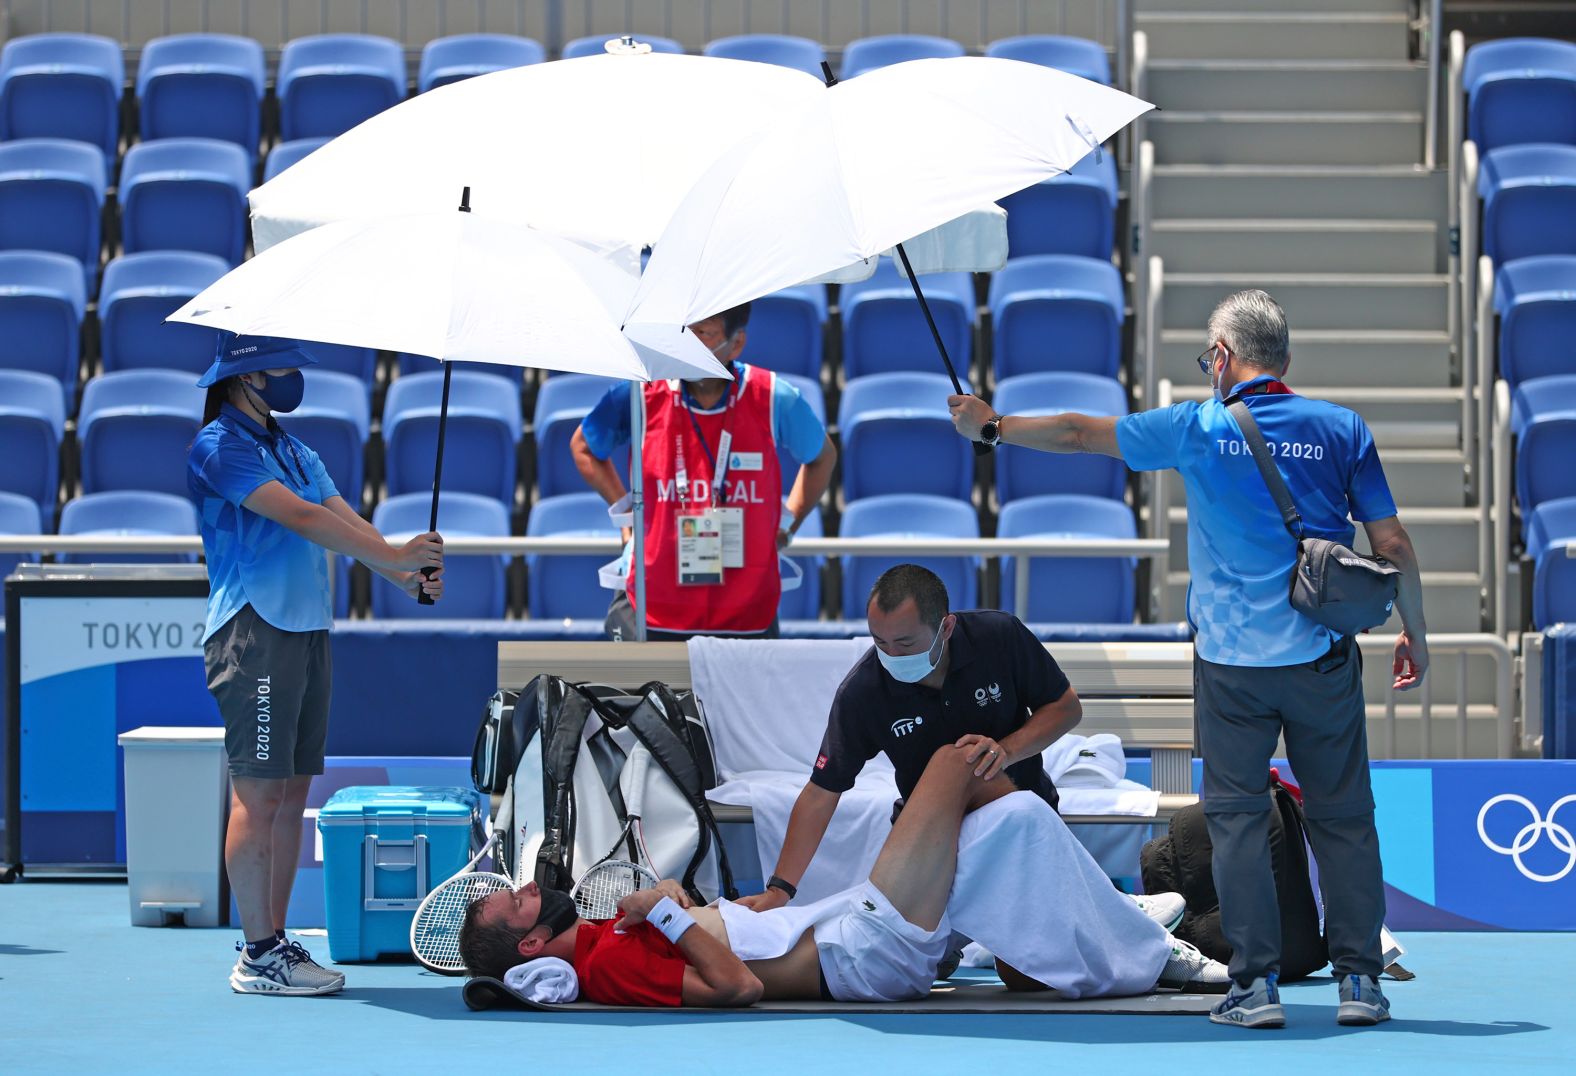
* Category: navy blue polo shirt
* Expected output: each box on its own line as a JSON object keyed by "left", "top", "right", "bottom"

{"left": 811, "top": 610, "right": 1072, "bottom": 811}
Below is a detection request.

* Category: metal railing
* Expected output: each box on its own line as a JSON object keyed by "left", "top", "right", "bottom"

{"left": 0, "top": 533, "right": 1169, "bottom": 624}
{"left": 1446, "top": 30, "right": 1466, "bottom": 367}
{"left": 1150, "top": 377, "right": 1173, "bottom": 623}
{"left": 1421, "top": 0, "right": 1442, "bottom": 169}
{"left": 1475, "top": 254, "right": 1497, "bottom": 623}
{"left": 1493, "top": 377, "right": 1513, "bottom": 640}
{"left": 5, "top": 1, "right": 1131, "bottom": 60}
{"left": 1358, "top": 632, "right": 1517, "bottom": 759}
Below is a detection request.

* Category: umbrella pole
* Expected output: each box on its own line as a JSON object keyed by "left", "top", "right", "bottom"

{"left": 417, "top": 361, "right": 452, "bottom": 605}
{"left": 630, "top": 385, "right": 648, "bottom": 642}
{"left": 893, "top": 241, "right": 992, "bottom": 457}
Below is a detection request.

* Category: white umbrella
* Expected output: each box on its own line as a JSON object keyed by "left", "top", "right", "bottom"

{"left": 629, "top": 56, "right": 1154, "bottom": 393}
{"left": 170, "top": 194, "right": 727, "bottom": 619}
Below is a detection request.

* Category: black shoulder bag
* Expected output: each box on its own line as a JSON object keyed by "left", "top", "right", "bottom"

{"left": 1227, "top": 398, "right": 1401, "bottom": 635}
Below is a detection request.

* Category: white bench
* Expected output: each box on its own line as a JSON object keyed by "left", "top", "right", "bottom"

{"left": 497, "top": 640, "right": 1200, "bottom": 826}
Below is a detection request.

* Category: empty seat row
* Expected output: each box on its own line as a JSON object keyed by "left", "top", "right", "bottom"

{"left": 1462, "top": 38, "right": 1576, "bottom": 154}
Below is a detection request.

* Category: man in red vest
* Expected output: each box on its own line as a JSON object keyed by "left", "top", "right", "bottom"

{"left": 572, "top": 304, "right": 837, "bottom": 640}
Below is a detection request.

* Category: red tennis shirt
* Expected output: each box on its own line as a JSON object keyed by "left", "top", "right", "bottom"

{"left": 572, "top": 919, "right": 688, "bottom": 1006}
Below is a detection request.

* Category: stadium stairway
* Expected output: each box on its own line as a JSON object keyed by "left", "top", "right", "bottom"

{"left": 1136, "top": 0, "right": 1498, "bottom": 744}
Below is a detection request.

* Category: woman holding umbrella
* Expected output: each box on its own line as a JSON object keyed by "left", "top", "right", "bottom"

{"left": 187, "top": 334, "right": 444, "bottom": 996}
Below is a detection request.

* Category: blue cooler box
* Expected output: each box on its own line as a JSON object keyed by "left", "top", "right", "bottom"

{"left": 317, "top": 786, "right": 484, "bottom": 963}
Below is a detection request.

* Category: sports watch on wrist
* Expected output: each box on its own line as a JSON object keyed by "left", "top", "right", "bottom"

{"left": 766, "top": 875, "right": 798, "bottom": 900}
{"left": 979, "top": 414, "right": 1005, "bottom": 447}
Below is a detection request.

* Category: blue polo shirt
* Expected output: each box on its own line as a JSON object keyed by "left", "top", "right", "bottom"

{"left": 1116, "top": 376, "right": 1398, "bottom": 667}
{"left": 579, "top": 363, "right": 827, "bottom": 467}
{"left": 188, "top": 404, "right": 339, "bottom": 641}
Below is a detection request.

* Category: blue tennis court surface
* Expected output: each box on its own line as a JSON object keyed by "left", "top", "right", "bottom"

{"left": 3, "top": 881, "right": 1571, "bottom": 1074}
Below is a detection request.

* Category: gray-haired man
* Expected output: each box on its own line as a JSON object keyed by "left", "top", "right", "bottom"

{"left": 948, "top": 289, "right": 1428, "bottom": 1029}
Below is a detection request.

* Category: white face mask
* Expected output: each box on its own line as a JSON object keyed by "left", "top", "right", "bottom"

{"left": 876, "top": 621, "right": 946, "bottom": 683}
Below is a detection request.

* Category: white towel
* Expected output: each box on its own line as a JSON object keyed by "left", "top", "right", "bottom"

{"left": 503, "top": 956, "right": 580, "bottom": 1004}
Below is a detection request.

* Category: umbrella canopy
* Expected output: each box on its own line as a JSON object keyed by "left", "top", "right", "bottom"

{"left": 168, "top": 210, "right": 728, "bottom": 383}
{"left": 628, "top": 56, "right": 1153, "bottom": 328}
{"left": 248, "top": 49, "right": 824, "bottom": 254}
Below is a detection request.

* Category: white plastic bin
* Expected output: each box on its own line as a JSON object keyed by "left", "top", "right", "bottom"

{"left": 118, "top": 726, "right": 229, "bottom": 926}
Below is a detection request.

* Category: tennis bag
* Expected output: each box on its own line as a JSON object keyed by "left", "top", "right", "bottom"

{"left": 490, "top": 675, "right": 736, "bottom": 905}
{"left": 1140, "top": 772, "right": 1329, "bottom": 982}
{"left": 1227, "top": 398, "right": 1401, "bottom": 635}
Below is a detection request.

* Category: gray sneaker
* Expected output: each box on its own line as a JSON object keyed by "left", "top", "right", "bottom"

{"left": 1130, "top": 892, "right": 1186, "bottom": 932}
{"left": 1337, "top": 973, "right": 1391, "bottom": 1026}
{"left": 1209, "top": 974, "right": 1285, "bottom": 1029}
{"left": 230, "top": 940, "right": 344, "bottom": 996}
{"left": 1156, "top": 937, "right": 1232, "bottom": 993}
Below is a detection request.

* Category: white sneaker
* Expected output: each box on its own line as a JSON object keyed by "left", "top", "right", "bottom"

{"left": 230, "top": 941, "right": 344, "bottom": 996}
{"left": 1130, "top": 891, "right": 1186, "bottom": 931}
{"left": 1156, "top": 937, "right": 1232, "bottom": 993}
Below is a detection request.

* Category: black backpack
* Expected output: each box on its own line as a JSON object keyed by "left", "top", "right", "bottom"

{"left": 1140, "top": 773, "right": 1329, "bottom": 982}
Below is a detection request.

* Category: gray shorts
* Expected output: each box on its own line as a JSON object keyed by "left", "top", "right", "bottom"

{"left": 204, "top": 604, "right": 332, "bottom": 779}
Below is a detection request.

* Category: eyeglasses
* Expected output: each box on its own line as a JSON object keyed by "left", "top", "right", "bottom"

{"left": 1196, "top": 343, "right": 1232, "bottom": 378}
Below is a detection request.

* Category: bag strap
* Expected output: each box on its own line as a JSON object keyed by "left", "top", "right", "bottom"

{"left": 534, "top": 678, "right": 596, "bottom": 893}
{"left": 1227, "top": 397, "right": 1305, "bottom": 541}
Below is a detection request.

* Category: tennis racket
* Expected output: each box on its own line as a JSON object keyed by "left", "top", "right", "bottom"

{"left": 410, "top": 829, "right": 514, "bottom": 975}
{"left": 571, "top": 745, "right": 660, "bottom": 919}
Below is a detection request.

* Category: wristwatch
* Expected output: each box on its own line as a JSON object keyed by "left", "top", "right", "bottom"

{"left": 979, "top": 414, "right": 1005, "bottom": 447}
{"left": 766, "top": 875, "right": 798, "bottom": 900}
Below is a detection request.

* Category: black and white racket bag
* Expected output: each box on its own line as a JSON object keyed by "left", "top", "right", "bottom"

{"left": 473, "top": 675, "right": 735, "bottom": 905}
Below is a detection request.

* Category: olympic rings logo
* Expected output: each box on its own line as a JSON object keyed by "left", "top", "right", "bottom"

{"left": 1476, "top": 794, "right": 1576, "bottom": 883}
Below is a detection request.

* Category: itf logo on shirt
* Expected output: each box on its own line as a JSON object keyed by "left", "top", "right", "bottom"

{"left": 890, "top": 716, "right": 924, "bottom": 738}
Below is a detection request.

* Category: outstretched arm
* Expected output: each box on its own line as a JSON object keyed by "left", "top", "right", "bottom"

{"left": 735, "top": 782, "right": 841, "bottom": 911}
{"left": 948, "top": 394, "right": 1123, "bottom": 459}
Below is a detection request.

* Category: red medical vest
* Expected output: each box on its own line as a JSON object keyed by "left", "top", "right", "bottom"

{"left": 631, "top": 364, "right": 784, "bottom": 635}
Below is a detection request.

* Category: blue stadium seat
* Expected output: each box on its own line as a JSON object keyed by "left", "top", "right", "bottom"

{"left": 525, "top": 491, "right": 620, "bottom": 620}
{"left": 775, "top": 372, "right": 826, "bottom": 484}
{"left": 1463, "top": 38, "right": 1576, "bottom": 153}
{"left": 1479, "top": 143, "right": 1576, "bottom": 264}
{"left": 370, "top": 491, "right": 509, "bottom": 619}
{"left": 993, "top": 373, "right": 1128, "bottom": 503}
{"left": 289, "top": 334, "right": 377, "bottom": 382}
{"left": 703, "top": 34, "right": 825, "bottom": 78}
{"left": 382, "top": 370, "right": 522, "bottom": 504}
{"left": 533, "top": 373, "right": 627, "bottom": 498}
{"left": 0, "top": 138, "right": 106, "bottom": 294}
{"left": 119, "top": 138, "right": 251, "bottom": 264}
{"left": 0, "top": 33, "right": 124, "bottom": 165}
{"left": 136, "top": 34, "right": 266, "bottom": 157}
{"left": 989, "top": 254, "right": 1125, "bottom": 379}
{"left": 419, "top": 34, "right": 544, "bottom": 91}
{"left": 77, "top": 369, "right": 204, "bottom": 497}
{"left": 263, "top": 136, "right": 331, "bottom": 182}
{"left": 396, "top": 351, "right": 524, "bottom": 385}
{"left": 0, "top": 250, "right": 84, "bottom": 388}
{"left": 276, "top": 34, "right": 407, "bottom": 141}
{"left": 838, "top": 372, "right": 971, "bottom": 502}
{"left": 98, "top": 252, "right": 228, "bottom": 374}
{"left": 998, "top": 494, "right": 1137, "bottom": 623}
{"left": 0, "top": 369, "right": 66, "bottom": 522}
{"left": 58, "top": 490, "right": 200, "bottom": 564}
{"left": 0, "top": 490, "right": 42, "bottom": 580}
{"left": 839, "top": 493, "right": 978, "bottom": 618}
{"left": 984, "top": 35, "right": 1111, "bottom": 84}
{"left": 1511, "top": 374, "right": 1576, "bottom": 512}
{"left": 1495, "top": 256, "right": 1576, "bottom": 386}
{"left": 996, "top": 152, "right": 1118, "bottom": 260}
{"left": 561, "top": 35, "right": 683, "bottom": 59}
{"left": 840, "top": 35, "right": 964, "bottom": 80}
{"left": 779, "top": 506, "right": 823, "bottom": 621}
{"left": 841, "top": 262, "right": 974, "bottom": 380}
{"left": 287, "top": 370, "right": 370, "bottom": 507}
{"left": 744, "top": 285, "right": 827, "bottom": 378}
{"left": 1525, "top": 495, "right": 1576, "bottom": 629}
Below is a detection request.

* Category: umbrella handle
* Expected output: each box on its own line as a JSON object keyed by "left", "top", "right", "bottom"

{"left": 417, "top": 361, "right": 454, "bottom": 605}
{"left": 892, "top": 242, "right": 993, "bottom": 457}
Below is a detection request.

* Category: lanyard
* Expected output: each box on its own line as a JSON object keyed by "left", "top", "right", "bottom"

{"left": 680, "top": 374, "right": 738, "bottom": 507}
{"left": 237, "top": 419, "right": 312, "bottom": 491}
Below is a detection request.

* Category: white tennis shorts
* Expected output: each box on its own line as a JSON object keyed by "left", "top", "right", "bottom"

{"left": 815, "top": 880, "right": 950, "bottom": 1002}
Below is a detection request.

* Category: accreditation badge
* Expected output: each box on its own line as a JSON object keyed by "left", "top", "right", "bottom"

{"left": 716, "top": 507, "right": 746, "bottom": 568}
{"left": 677, "top": 510, "right": 724, "bottom": 585}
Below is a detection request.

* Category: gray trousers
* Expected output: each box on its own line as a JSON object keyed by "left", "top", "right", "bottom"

{"left": 1195, "top": 636, "right": 1385, "bottom": 985}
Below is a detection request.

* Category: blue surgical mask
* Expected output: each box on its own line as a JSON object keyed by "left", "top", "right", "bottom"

{"left": 246, "top": 369, "right": 305, "bottom": 414}
{"left": 876, "top": 621, "right": 947, "bottom": 684}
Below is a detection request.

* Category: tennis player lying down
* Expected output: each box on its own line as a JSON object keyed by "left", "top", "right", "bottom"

{"left": 460, "top": 745, "right": 1227, "bottom": 1006}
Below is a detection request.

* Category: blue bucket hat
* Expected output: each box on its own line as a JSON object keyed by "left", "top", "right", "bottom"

{"left": 196, "top": 334, "right": 319, "bottom": 388}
